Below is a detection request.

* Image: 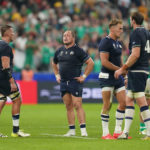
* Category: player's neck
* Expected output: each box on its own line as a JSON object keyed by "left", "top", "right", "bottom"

{"left": 108, "top": 33, "right": 117, "bottom": 41}
{"left": 64, "top": 43, "right": 75, "bottom": 49}
{"left": 2, "top": 37, "right": 10, "bottom": 43}
{"left": 133, "top": 24, "right": 141, "bottom": 30}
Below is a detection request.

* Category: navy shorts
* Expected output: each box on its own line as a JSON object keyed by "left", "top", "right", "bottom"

{"left": 127, "top": 71, "right": 148, "bottom": 92}
{"left": 60, "top": 80, "right": 83, "bottom": 97}
{"left": 99, "top": 75, "right": 125, "bottom": 90}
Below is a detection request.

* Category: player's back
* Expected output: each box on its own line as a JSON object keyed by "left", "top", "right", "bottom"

{"left": 129, "top": 27, "right": 150, "bottom": 71}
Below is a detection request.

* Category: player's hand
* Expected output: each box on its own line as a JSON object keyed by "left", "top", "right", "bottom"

{"left": 56, "top": 74, "right": 61, "bottom": 83}
{"left": 114, "top": 68, "right": 127, "bottom": 79}
{"left": 74, "top": 76, "right": 85, "bottom": 83}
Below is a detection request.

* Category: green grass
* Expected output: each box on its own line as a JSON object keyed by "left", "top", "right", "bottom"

{"left": 0, "top": 104, "right": 150, "bottom": 150}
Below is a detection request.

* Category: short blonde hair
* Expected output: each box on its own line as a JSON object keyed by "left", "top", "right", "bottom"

{"left": 109, "top": 19, "right": 123, "bottom": 29}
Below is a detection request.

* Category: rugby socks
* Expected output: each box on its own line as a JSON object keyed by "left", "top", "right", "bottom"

{"left": 123, "top": 106, "right": 135, "bottom": 134}
{"left": 80, "top": 124, "right": 86, "bottom": 132}
{"left": 12, "top": 114, "right": 20, "bottom": 133}
{"left": 69, "top": 125, "right": 75, "bottom": 132}
{"left": 114, "top": 109, "right": 125, "bottom": 133}
{"left": 140, "top": 122, "right": 146, "bottom": 132}
{"left": 140, "top": 106, "right": 150, "bottom": 136}
{"left": 80, "top": 123, "right": 88, "bottom": 136}
{"left": 101, "top": 114, "right": 109, "bottom": 136}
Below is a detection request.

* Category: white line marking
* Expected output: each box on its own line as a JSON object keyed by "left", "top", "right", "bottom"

{"left": 41, "top": 133, "right": 97, "bottom": 140}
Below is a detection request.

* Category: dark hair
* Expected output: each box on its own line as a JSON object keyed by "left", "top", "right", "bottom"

{"left": 131, "top": 12, "right": 144, "bottom": 25}
{"left": 1, "top": 25, "right": 12, "bottom": 36}
{"left": 109, "top": 19, "right": 123, "bottom": 29}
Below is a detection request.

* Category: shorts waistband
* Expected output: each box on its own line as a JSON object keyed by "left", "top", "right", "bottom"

{"left": 61, "top": 79, "right": 76, "bottom": 82}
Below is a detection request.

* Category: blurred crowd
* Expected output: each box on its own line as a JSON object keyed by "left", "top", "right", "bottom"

{"left": 0, "top": 0, "right": 150, "bottom": 74}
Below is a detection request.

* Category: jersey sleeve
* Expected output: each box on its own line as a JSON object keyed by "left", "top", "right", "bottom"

{"left": 98, "top": 38, "right": 110, "bottom": 53}
{"left": 131, "top": 31, "right": 142, "bottom": 48}
{"left": 77, "top": 48, "right": 90, "bottom": 63}
{"left": 1, "top": 45, "right": 11, "bottom": 57}
{"left": 53, "top": 49, "right": 59, "bottom": 64}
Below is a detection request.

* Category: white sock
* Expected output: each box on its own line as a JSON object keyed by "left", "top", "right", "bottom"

{"left": 12, "top": 114, "right": 20, "bottom": 127}
{"left": 80, "top": 124, "right": 87, "bottom": 133}
{"left": 123, "top": 106, "right": 135, "bottom": 134}
{"left": 114, "top": 109, "right": 125, "bottom": 133}
{"left": 140, "top": 106, "right": 150, "bottom": 136}
{"left": 101, "top": 114, "right": 109, "bottom": 136}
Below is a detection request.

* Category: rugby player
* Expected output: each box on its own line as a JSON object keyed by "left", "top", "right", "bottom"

{"left": 115, "top": 12, "right": 150, "bottom": 140}
{"left": 0, "top": 25, "right": 30, "bottom": 137}
{"left": 99, "top": 19, "right": 126, "bottom": 139}
{"left": 52, "top": 30, "right": 94, "bottom": 137}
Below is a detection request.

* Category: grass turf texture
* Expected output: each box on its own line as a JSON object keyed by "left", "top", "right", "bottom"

{"left": 0, "top": 104, "right": 150, "bottom": 150}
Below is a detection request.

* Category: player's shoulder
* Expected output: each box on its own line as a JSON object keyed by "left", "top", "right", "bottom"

{"left": 101, "top": 36, "right": 111, "bottom": 43}
{"left": 133, "top": 27, "right": 147, "bottom": 35}
{"left": 56, "top": 46, "right": 65, "bottom": 53}
{"left": 99, "top": 36, "right": 112, "bottom": 48}
{"left": 73, "top": 44, "right": 84, "bottom": 51}
{"left": 0, "top": 40, "right": 9, "bottom": 48}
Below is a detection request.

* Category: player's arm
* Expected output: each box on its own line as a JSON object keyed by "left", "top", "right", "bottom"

{"left": 52, "top": 61, "right": 60, "bottom": 83}
{"left": 75, "top": 57, "right": 94, "bottom": 83}
{"left": 125, "top": 47, "right": 140, "bottom": 67}
{"left": 52, "top": 50, "right": 61, "bottom": 83}
{"left": 84, "top": 57, "right": 94, "bottom": 76}
{"left": 114, "top": 47, "right": 140, "bottom": 79}
{"left": 100, "top": 52, "right": 120, "bottom": 71}
{"left": 1, "top": 56, "right": 17, "bottom": 92}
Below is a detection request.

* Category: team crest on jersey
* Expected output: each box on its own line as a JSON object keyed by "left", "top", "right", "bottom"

{"left": 113, "top": 43, "right": 116, "bottom": 49}
{"left": 60, "top": 51, "right": 64, "bottom": 56}
{"left": 70, "top": 51, "right": 74, "bottom": 55}
{"left": 119, "top": 44, "right": 122, "bottom": 48}
{"left": 132, "top": 41, "right": 136, "bottom": 44}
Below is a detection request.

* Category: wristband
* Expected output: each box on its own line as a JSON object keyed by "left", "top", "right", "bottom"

{"left": 56, "top": 74, "right": 60, "bottom": 79}
{"left": 82, "top": 74, "right": 87, "bottom": 79}
{"left": 124, "top": 75, "right": 128, "bottom": 80}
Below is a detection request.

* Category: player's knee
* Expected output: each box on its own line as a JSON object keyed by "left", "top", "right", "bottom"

{"left": 73, "top": 102, "right": 81, "bottom": 110}
{"left": 12, "top": 96, "right": 22, "bottom": 105}
{"left": 65, "top": 103, "right": 73, "bottom": 111}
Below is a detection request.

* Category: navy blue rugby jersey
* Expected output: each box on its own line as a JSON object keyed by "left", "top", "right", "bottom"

{"left": 53, "top": 44, "right": 89, "bottom": 81}
{"left": 98, "top": 36, "right": 122, "bottom": 75}
{"left": 129, "top": 27, "right": 150, "bottom": 71}
{"left": 0, "top": 40, "right": 13, "bottom": 71}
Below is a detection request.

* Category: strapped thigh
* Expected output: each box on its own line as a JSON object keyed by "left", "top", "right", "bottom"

{"left": 115, "top": 86, "right": 126, "bottom": 94}
{"left": 101, "top": 87, "right": 114, "bottom": 103}
{"left": 8, "top": 90, "right": 20, "bottom": 101}
{"left": 127, "top": 90, "right": 145, "bottom": 99}
{"left": 0, "top": 94, "right": 7, "bottom": 101}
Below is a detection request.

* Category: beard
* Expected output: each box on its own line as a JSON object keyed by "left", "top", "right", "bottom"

{"left": 63, "top": 41, "right": 72, "bottom": 45}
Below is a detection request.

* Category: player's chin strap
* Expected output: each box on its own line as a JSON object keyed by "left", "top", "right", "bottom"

{"left": 2, "top": 68, "right": 12, "bottom": 79}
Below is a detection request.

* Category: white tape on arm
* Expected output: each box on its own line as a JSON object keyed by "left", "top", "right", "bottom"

{"left": 82, "top": 74, "right": 87, "bottom": 79}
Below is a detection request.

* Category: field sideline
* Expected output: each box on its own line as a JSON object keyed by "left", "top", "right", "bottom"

{"left": 0, "top": 104, "right": 150, "bottom": 150}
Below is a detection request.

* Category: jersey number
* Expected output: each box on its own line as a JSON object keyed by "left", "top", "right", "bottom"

{"left": 145, "top": 40, "right": 150, "bottom": 53}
